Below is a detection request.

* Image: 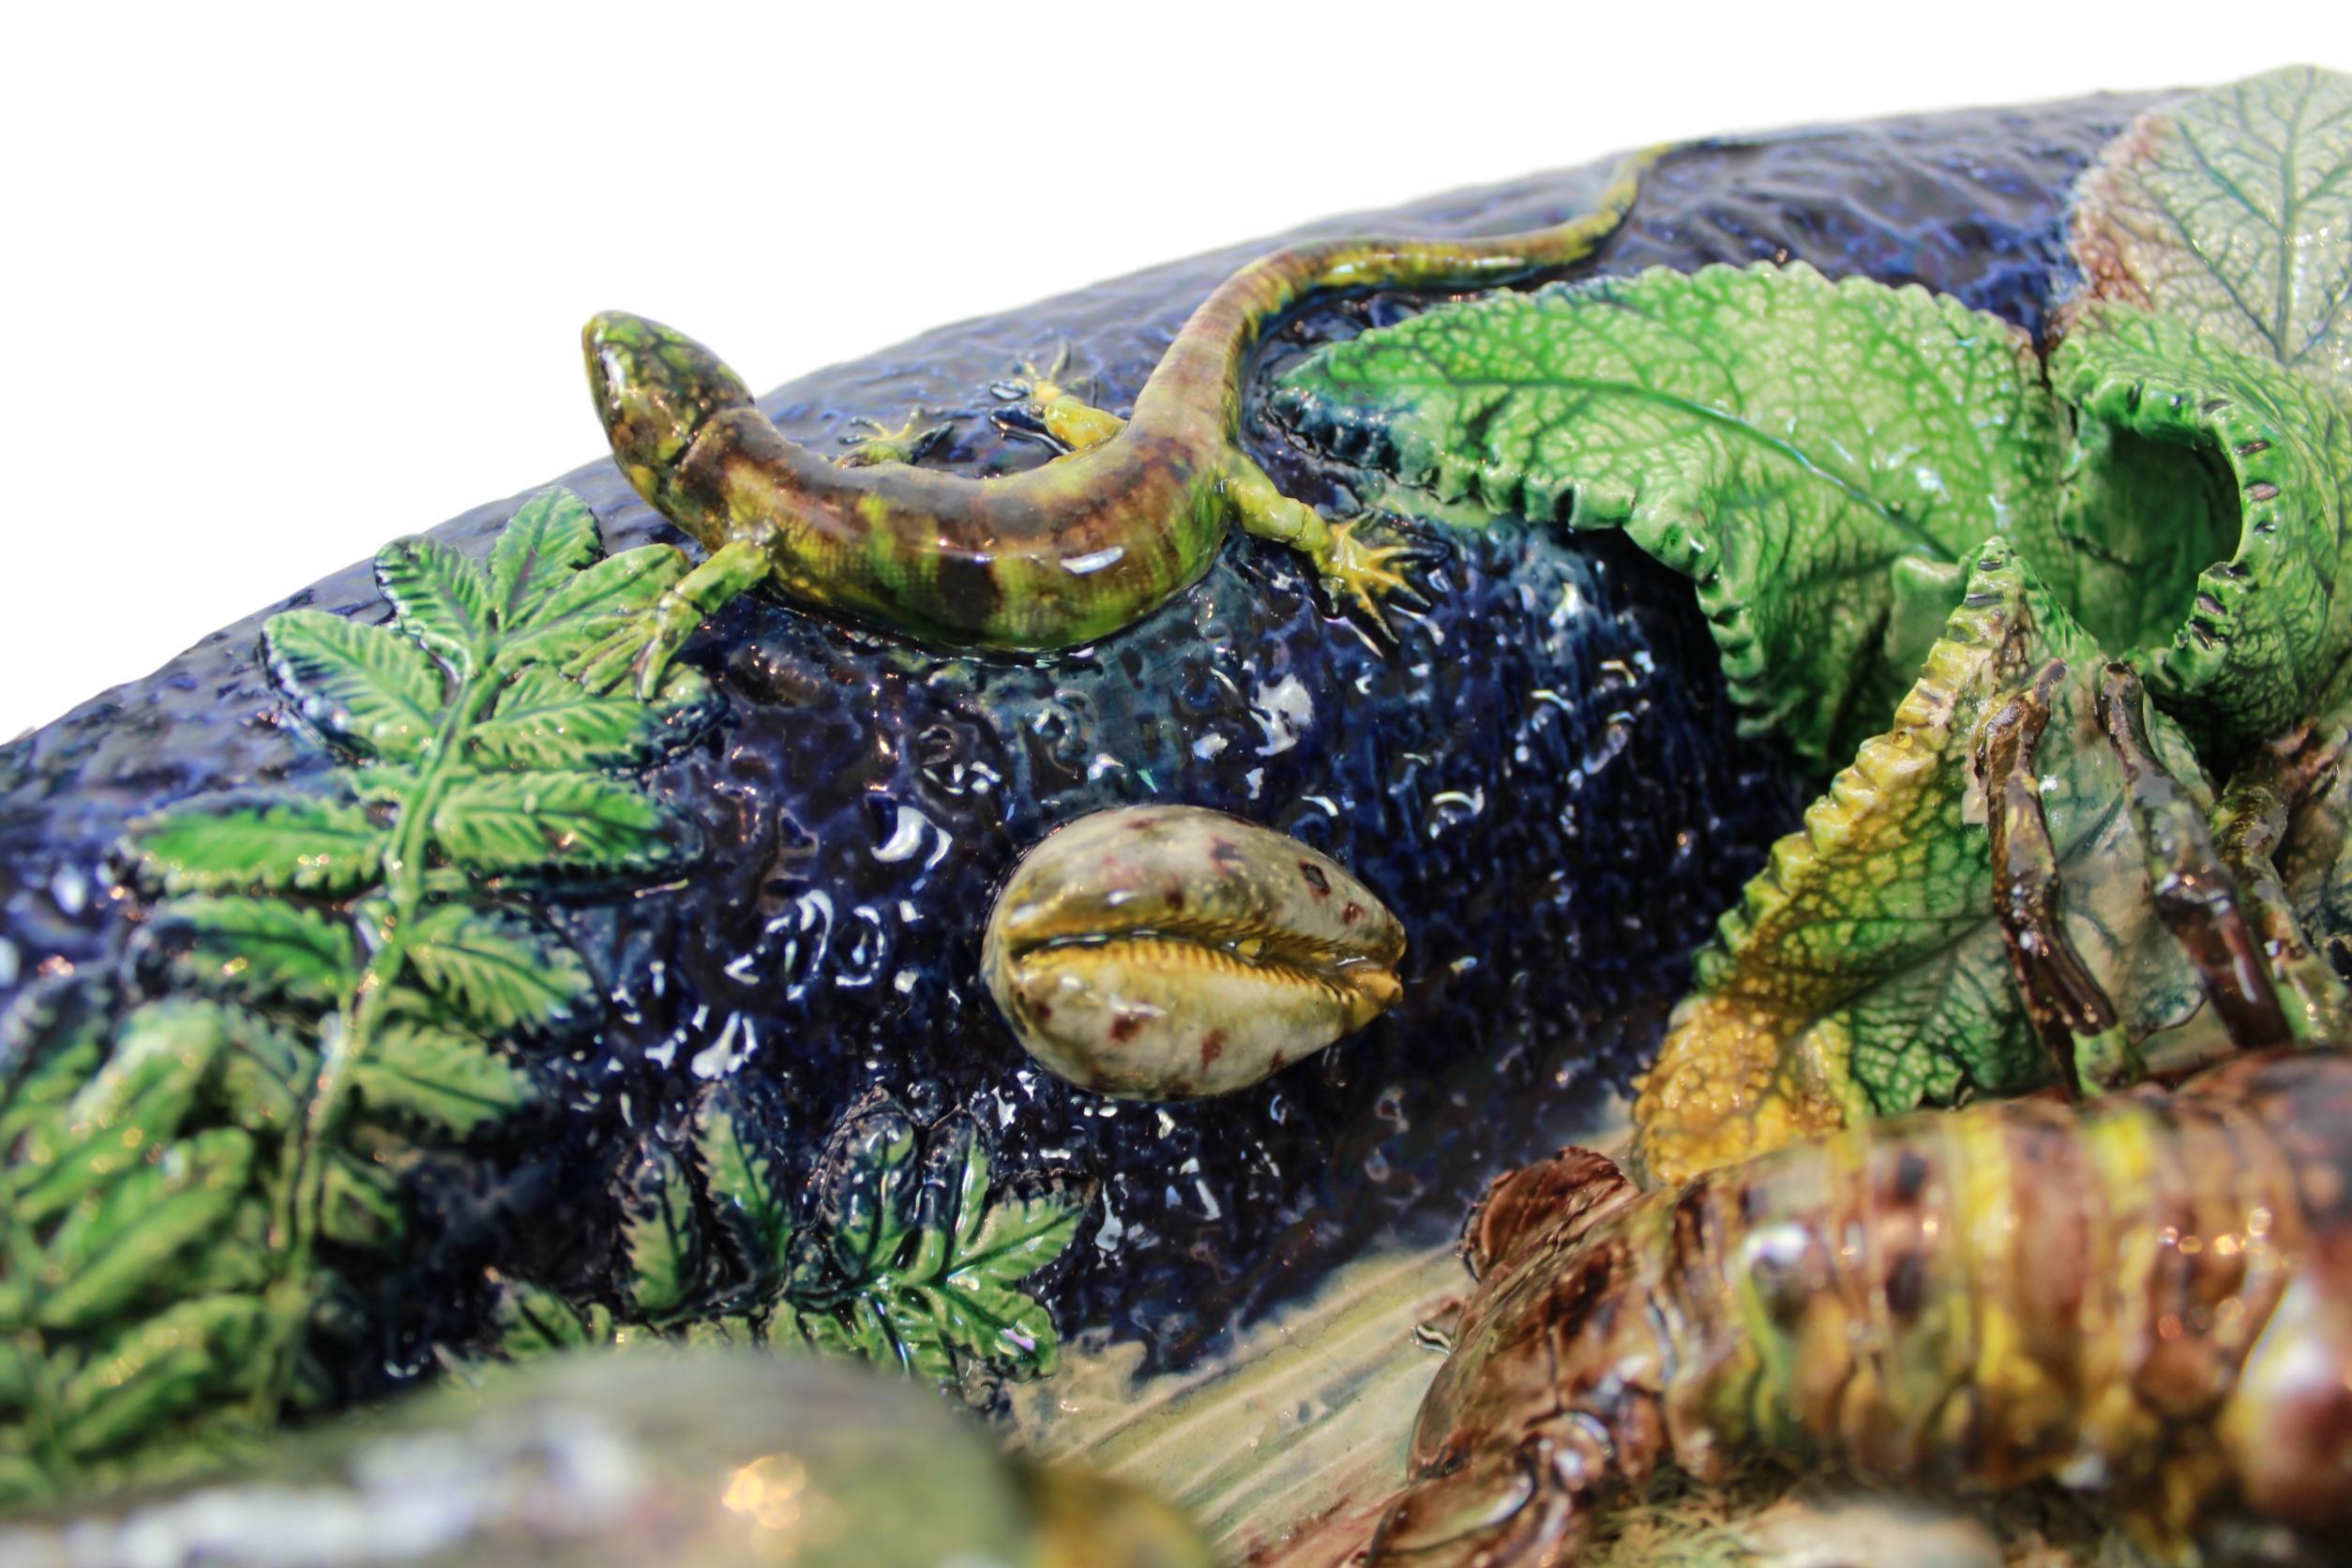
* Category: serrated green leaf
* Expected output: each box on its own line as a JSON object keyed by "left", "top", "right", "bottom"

{"left": 400, "top": 903, "right": 595, "bottom": 1035}
{"left": 2071, "top": 66, "right": 2352, "bottom": 387}
{"left": 695, "top": 1086, "right": 793, "bottom": 1279}
{"left": 55, "top": 1293, "right": 267, "bottom": 1458}
{"left": 812, "top": 1094, "right": 920, "bottom": 1286}
{"left": 318, "top": 1149, "right": 405, "bottom": 1250}
{"left": 122, "top": 794, "right": 386, "bottom": 897}
{"left": 490, "top": 1279, "right": 613, "bottom": 1360}
{"left": 36, "top": 1128, "right": 257, "bottom": 1332}
{"left": 377, "top": 536, "right": 494, "bottom": 675}
{"left": 489, "top": 489, "right": 602, "bottom": 630}
{"left": 15, "top": 1003, "right": 231, "bottom": 1226}
{"left": 2053, "top": 304, "right": 2352, "bottom": 755}
{"left": 1631, "top": 540, "right": 2215, "bottom": 1186}
{"left": 500, "top": 545, "right": 691, "bottom": 670}
{"left": 1274, "top": 263, "right": 2068, "bottom": 768}
{"left": 349, "top": 1017, "right": 535, "bottom": 1135}
{"left": 615, "top": 1138, "right": 701, "bottom": 1320}
{"left": 264, "top": 610, "right": 448, "bottom": 762}
{"left": 154, "top": 896, "right": 354, "bottom": 1009}
{"left": 465, "top": 666, "right": 670, "bottom": 771}
{"left": 0, "top": 982, "right": 112, "bottom": 1153}
{"left": 430, "top": 771, "right": 701, "bottom": 885}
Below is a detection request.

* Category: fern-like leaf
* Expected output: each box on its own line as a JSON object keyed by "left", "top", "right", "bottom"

{"left": 121, "top": 794, "right": 385, "bottom": 897}
{"left": 263, "top": 611, "right": 447, "bottom": 762}
{"left": 376, "top": 536, "right": 494, "bottom": 675}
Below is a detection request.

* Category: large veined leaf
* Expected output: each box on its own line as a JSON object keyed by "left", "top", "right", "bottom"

{"left": 1274, "top": 262, "right": 2068, "bottom": 769}
{"left": 263, "top": 610, "right": 447, "bottom": 762}
{"left": 913, "top": 1116, "right": 1085, "bottom": 1379}
{"left": 14, "top": 1003, "right": 231, "bottom": 1225}
{"left": 376, "top": 536, "right": 494, "bottom": 675}
{"left": 348, "top": 1017, "right": 537, "bottom": 1136}
{"left": 398, "top": 903, "right": 596, "bottom": 1034}
{"left": 2071, "top": 65, "right": 2352, "bottom": 388}
{"left": 487, "top": 488, "right": 602, "bottom": 630}
{"left": 2052, "top": 304, "right": 2352, "bottom": 755}
{"left": 808, "top": 1093, "right": 922, "bottom": 1288}
{"left": 121, "top": 793, "right": 385, "bottom": 897}
{"left": 1630, "top": 540, "right": 2215, "bottom": 1186}
{"left": 151, "top": 896, "right": 354, "bottom": 1008}
{"left": 464, "top": 666, "right": 675, "bottom": 772}
{"left": 430, "top": 771, "right": 701, "bottom": 883}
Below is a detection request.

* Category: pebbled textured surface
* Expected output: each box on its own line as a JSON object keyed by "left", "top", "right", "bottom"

{"left": 0, "top": 94, "right": 2150, "bottom": 1407}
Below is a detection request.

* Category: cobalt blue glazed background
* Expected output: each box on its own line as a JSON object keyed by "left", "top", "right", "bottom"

{"left": 0, "top": 94, "right": 2149, "bottom": 1408}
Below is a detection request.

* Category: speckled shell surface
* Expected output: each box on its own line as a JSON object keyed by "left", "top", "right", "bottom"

{"left": 0, "top": 93, "right": 2148, "bottom": 1412}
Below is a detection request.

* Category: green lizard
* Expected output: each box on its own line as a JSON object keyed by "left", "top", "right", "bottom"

{"left": 580, "top": 148, "right": 1663, "bottom": 688}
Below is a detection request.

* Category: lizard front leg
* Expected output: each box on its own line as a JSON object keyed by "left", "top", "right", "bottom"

{"left": 570, "top": 535, "right": 775, "bottom": 700}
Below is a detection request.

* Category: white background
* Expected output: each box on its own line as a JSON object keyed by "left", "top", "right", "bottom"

{"left": 1, "top": 3, "right": 2337, "bottom": 738}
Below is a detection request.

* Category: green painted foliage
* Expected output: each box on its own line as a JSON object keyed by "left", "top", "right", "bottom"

{"left": 1274, "top": 261, "right": 2069, "bottom": 769}
{"left": 2052, "top": 303, "right": 2352, "bottom": 757}
{"left": 2072, "top": 65, "right": 2352, "bottom": 388}
{"left": 1, "top": 490, "right": 717, "bottom": 1500}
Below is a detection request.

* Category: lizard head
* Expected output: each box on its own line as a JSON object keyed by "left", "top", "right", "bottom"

{"left": 582, "top": 311, "right": 756, "bottom": 516}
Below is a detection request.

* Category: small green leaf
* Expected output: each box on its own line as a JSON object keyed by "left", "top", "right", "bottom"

{"left": 377, "top": 536, "right": 494, "bottom": 674}
{"left": 36, "top": 1128, "right": 257, "bottom": 1332}
{"left": 122, "top": 794, "right": 385, "bottom": 897}
{"left": 16, "top": 1003, "right": 230, "bottom": 1226}
{"left": 490, "top": 1279, "right": 613, "bottom": 1360}
{"left": 400, "top": 903, "right": 596, "bottom": 1035}
{"left": 489, "top": 489, "right": 602, "bottom": 630}
{"left": 1274, "top": 263, "right": 2068, "bottom": 767}
{"left": 2071, "top": 66, "right": 2352, "bottom": 387}
{"left": 55, "top": 1293, "right": 268, "bottom": 1458}
{"left": 466, "top": 666, "right": 671, "bottom": 771}
{"left": 153, "top": 896, "right": 354, "bottom": 1009}
{"left": 263, "top": 610, "right": 447, "bottom": 762}
{"left": 318, "top": 1150, "right": 405, "bottom": 1250}
{"left": 0, "top": 981, "right": 113, "bottom": 1153}
{"left": 2053, "top": 304, "right": 2352, "bottom": 755}
{"left": 501, "top": 545, "right": 691, "bottom": 670}
{"left": 694, "top": 1083, "right": 794, "bottom": 1281}
{"left": 429, "top": 772, "right": 701, "bottom": 886}
{"left": 349, "top": 1017, "right": 536, "bottom": 1136}
{"left": 811, "top": 1093, "right": 921, "bottom": 1286}
{"left": 1631, "top": 540, "right": 2214, "bottom": 1185}
{"left": 615, "top": 1138, "right": 702, "bottom": 1320}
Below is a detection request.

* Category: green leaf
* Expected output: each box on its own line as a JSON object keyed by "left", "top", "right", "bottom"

{"left": 153, "top": 896, "right": 354, "bottom": 1009}
{"left": 615, "top": 1138, "right": 702, "bottom": 1320}
{"left": 36, "top": 1128, "right": 257, "bottom": 1332}
{"left": 920, "top": 1117, "right": 1084, "bottom": 1380}
{"left": 490, "top": 1279, "right": 614, "bottom": 1360}
{"left": 376, "top": 535, "right": 494, "bottom": 674}
{"left": 54, "top": 1293, "right": 268, "bottom": 1459}
{"left": 694, "top": 1084, "right": 793, "bottom": 1280}
{"left": 1630, "top": 540, "right": 2215, "bottom": 1186}
{"left": 2071, "top": 66, "right": 2352, "bottom": 387}
{"left": 15, "top": 1003, "right": 231, "bottom": 1226}
{"left": 810, "top": 1094, "right": 921, "bottom": 1287}
{"left": 400, "top": 903, "right": 596, "bottom": 1035}
{"left": 0, "top": 981, "right": 113, "bottom": 1153}
{"left": 488, "top": 489, "right": 602, "bottom": 630}
{"left": 349, "top": 1017, "right": 536, "bottom": 1136}
{"left": 122, "top": 794, "right": 385, "bottom": 897}
{"left": 465, "top": 666, "right": 671, "bottom": 771}
{"left": 430, "top": 771, "right": 701, "bottom": 885}
{"left": 500, "top": 545, "right": 691, "bottom": 670}
{"left": 1274, "top": 262, "right": 2068, "bottom": 768}
{"left": 263, "top": 610, "right": 447, "bottom": 762}
{"left": 2052, "top": 304, "right": 2352, "bottom": 755}
{"left": 318, "top": 1149, "right": 406, "bottom": 1250}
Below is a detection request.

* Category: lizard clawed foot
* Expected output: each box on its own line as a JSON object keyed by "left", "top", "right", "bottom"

{"left": 566, "top": 537, "right": 776, "bottom": 701}
{"left": 1315, "top": 517, "right": 1443, "bottom": 643}
{"left": 837, "top": 409, "right": 957, "bottom": 469}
